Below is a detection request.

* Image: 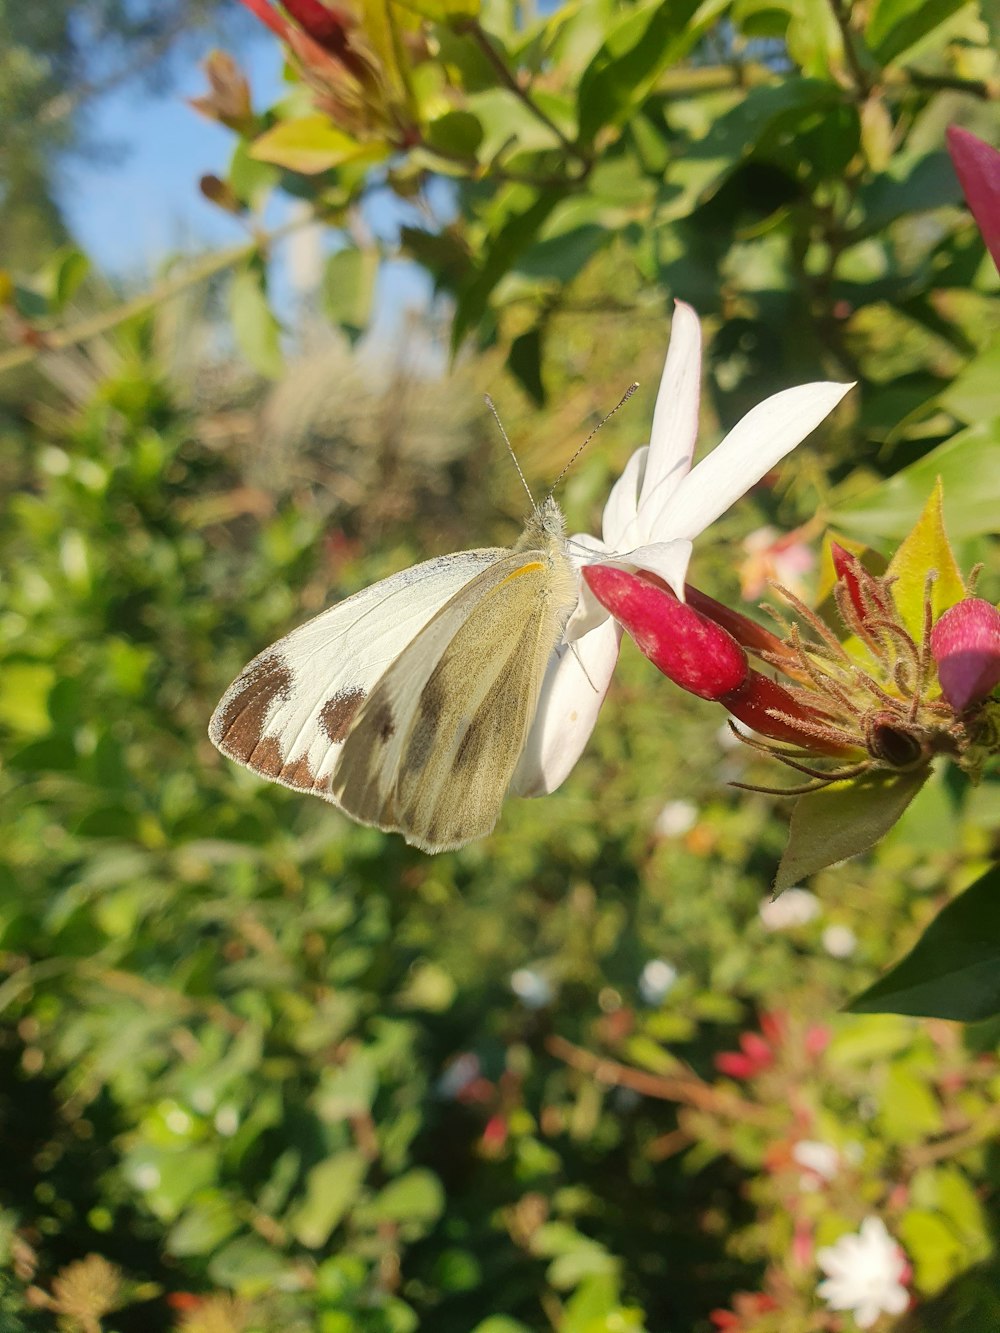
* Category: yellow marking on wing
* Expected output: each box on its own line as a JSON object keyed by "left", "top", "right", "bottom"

{"left": 498, "top": 561, "right": 544, "bottom": 586}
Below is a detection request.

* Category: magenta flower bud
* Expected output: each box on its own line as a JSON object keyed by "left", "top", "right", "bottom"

{"left": 947, "top": 126, "right": 1000, "bottom": 276}
{"left": 930, "top": 597, "right": 1000, "bottom": 711}
{"left": 583, "top": 565, "right": 749, "bottom": 699}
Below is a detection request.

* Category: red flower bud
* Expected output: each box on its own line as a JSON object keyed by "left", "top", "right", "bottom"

{"left": 947, "top": 126, "right": 1000, "bottom": 276}
{"left": 930, "top": 596, "right": 1000, "bottom": 711}
{"left": 583, "top": 566, "right": 748, "bottom": 699}
{"left": 722, "top": 671, "right": 853, "bottom": 755}
{"left": 714, "top": 1051, "right": 757, "bottom": 1079}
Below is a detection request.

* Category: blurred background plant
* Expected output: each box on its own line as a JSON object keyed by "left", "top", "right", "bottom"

{"left": 1, "top": 0, "right": 999, "bottom": 1329}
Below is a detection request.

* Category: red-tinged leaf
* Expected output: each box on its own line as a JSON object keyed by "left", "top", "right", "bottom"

{"left": 947, "top": 126, "right": 1000, "bottom": 276}
{"left": 773, "top": 767, "right": 929, "bottom": 895}
{"left": 849, "top": 863, "right": 1000, "bottom": 1020}
{"left": 885, "top": 479, "right": 965, "bottom": 641}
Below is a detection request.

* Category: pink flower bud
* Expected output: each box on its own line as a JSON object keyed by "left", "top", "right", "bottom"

{"left": 583, "top": 566, "right": 749, "bottom": 699}
{"left": 947, "top": 126, "right": 1000, "bottom": 276}
{"left": 929, "top": 597, "right": 1000, "bottom": 711}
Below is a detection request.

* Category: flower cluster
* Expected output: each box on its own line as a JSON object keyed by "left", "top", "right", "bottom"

{"left": 585, "top": 497, "right": 1000, "bottom": 801}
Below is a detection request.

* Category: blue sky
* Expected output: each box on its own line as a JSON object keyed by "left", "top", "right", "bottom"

{"left": 59, "top": 34, "right": 434, "bottom": 341}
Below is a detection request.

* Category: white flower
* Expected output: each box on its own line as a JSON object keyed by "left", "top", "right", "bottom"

{"left": 639, "top": 958, "right": 679, "bottom": 1005}
{"left": 823, "top": 924, "right": 859, "bottom": 958}
{"left": 510, "top": 968, "right": 554, "bottom": 1009}
{"left": 759, "top": 887, "right": 821, "bottom": 931}
{"left": 654, "top": 799, "right": 698, "bottom": 838}
{"left": 817, "top": 1217, "right": 909, "bottom": 1328}
{"left": 513, "top": 301, "right": 853, "bottom": 796}
{"left": 793, "top": 1139, "right": 840, "bottom": 1181}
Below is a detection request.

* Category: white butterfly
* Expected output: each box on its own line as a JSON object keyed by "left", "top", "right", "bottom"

{"left": 209, "top": 301, "right": 853, "bottom": 853}
{"left": 209, "top": 495, "right": 580, "bottom": 852}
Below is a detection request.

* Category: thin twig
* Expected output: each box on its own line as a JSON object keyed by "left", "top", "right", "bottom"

{"left": 0, "top": 210, "right": 318, "bottom": 378}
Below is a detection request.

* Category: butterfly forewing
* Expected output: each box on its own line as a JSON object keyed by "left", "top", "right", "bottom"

{"left": 332, "top": 538, "right": 578, "bottom": 851}
{"left": 208, "top": 549, "right": 505, "bottom": 798}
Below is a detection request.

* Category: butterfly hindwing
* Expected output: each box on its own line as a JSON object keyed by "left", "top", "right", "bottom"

{"left": 332, "top": 539, "right": 577, "bottom": 851}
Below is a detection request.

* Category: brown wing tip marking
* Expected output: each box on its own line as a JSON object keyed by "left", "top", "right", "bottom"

{"left": 319, "top": 687, "right": 366, "bottom": 743}
{"left": 213, "top": 654, "right": 291, "bottom": 763}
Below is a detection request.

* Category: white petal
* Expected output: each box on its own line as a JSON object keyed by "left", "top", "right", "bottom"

{"left": 855, "top": 1303, "right": 880, "bottom": 1329}
{"left": 884, "top": 1285, "right": 909, "bottom": 1316}
{"left": 512, "top": 618, "right": 623, "bottom": 797}
{"left": 602, "top": 446, "right": 647, "bottom": 548}
{"left": 619, "top": 539, "right": 694, "bottom": 599}
{"left": 646, "top": 380, "right": 855, "bottom": 541}
{"left": 635, "top": 300, "right": 702, "bottom": 532}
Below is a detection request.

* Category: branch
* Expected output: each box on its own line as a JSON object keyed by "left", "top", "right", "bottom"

{"left": 545, "top": 1034, "right": 769, "bottom": 1122}
{"left": 0, "top": 211, "right": 316, "bottom": 379}
{"left": 461, "top": 20, "right": 588, "bottom": 165}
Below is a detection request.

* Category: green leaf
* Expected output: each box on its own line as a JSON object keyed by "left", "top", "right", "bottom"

{"left": 866, "top": 0, "right": 969, "bottom": 64}
{"left": 774, "top": 768, "right": 929, "bottom": 894}
{"left": 877, "top": 1064, "right": 943, "bottom": 1143}
{"left": 363, "top": 1169, "right": 444, "bottom": 1227}
{"left": 509, "top": 326, "right": 545, "bottom": 405}
{"left": 250, "top": 116, "right": 389, "bottom": 174}
{"left": 229, "top": 265, "right": 284, "bottom": 379}
{"left": 831, "top": 423, "right": 1000, "bottom": 542}
{"left": 37, "top": 247, "right": 90, "bottom": 311}
{"left": 322, "top": 247, "right": 379, "bottom": 344}
{"left": 470, "top": 1320, "right": 533, "bottom": 1333}
{"left": 394, "top": 0, "right": 479, "bottom": 16}
{"left": 288, "top": 1150, "right": 368, "bottom": 1248}
{"left": 885, "top": 479, "right": 965, "bottom": 639}
{"left": 938, "top": 330, "right": 1000, "bottom": 426}
{"left": 856, "top": 149, "right": 964, "bottom": 235}
{"left": 849, "top": 864, "right": 1000, "bottom": 1020}
{"left": 576, "top": 0, "right": 705, "bottom": 145}
{"left": 451, "top": 189, "right": 561, "bottom": 351}
{"left": 425, "top": 109, "right": 484, "bottom": 158}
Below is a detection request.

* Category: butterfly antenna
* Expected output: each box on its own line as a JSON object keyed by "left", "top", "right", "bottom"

{"left": 485, "top": 393, "right": 535, "bottom": 508}
{"left": 547, "top": 382, "right": 640, "bottom": 498}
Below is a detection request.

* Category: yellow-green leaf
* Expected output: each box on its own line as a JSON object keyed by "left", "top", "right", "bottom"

{"left": 885, "top": 479, "right": 965, "bottom": 640}
{"left": 250, "top": 117, "right": 389, "bottom": 174}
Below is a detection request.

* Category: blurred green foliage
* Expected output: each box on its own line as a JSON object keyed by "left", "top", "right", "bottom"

{"left": 2, "top": 0, "right": 1000, "bottom": 1329}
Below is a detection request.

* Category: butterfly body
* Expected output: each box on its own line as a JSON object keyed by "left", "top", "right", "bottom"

{"left": 209, "top": 497, "right": 578, "bottom": 851}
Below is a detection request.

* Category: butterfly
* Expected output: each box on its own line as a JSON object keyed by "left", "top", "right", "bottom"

{"left": 208, "top": 495, "right": 580, "bottom": 853}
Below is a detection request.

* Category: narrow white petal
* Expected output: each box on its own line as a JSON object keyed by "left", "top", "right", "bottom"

{"left": 647, "top": 380, "right": 855, "bottom": 541}
{"left": 884, "top": 1285, "right": 909, "bottom": 1316}
{"left": 635, "top": 300, "right": 702, "bottom": 532}
{"left": 512, "top": 618, "right": 623, "bottom": 797}
{"left": 602, "top": 446, "right": 647, "bottom": 548}
{"left": 620, "top": 539, "right": 694, "bottom": 599}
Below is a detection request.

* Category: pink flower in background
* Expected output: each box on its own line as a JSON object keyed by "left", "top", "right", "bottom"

{"left": 739, "top": 525, "right": 815, "bottom": 600}
{"left": 947, "top": 126, "right": 1000, "bottom": 274}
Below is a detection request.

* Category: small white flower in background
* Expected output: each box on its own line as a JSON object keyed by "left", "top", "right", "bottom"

{"left": 793, "top": 1139, "right": 840, "bottom": 1181}
{"left": 817, "top": 1217, "right": 909, "bottom": 1329}
{"left": 639, "top": 958, "right": 679, "bottom": 1005}
{"left": 823, "top": 924, "right": 859, "bottom": 958}
{"left": 717, "top": 718, "right": 748, "bottom": 750}
{"left": 437, "top": 1051, "right": 481, "bottom": 1100}
{"left": 654, "top": 799, "right": 698, "bottom": 838}
{"left": 510, "top": 968, "right": 554, "bottom": 1009}
{"left": 513, "top": 301, "right": 854, "bottom": 796}
{"left": 133, "top": 1163, "right": 161, "bottom": 1192}
{"left": 214, "top": 1105, "right": 240, "bottom": 1137}
{"left": 759, "top": 887, "right": 821, "bottom": 931}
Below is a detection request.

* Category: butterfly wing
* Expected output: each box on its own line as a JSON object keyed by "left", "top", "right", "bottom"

{"left": 332, "top": 543, "right": 578, "bottom": 852}
{"left": 208, "top": 549, "right": 505, "bottom": 799}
